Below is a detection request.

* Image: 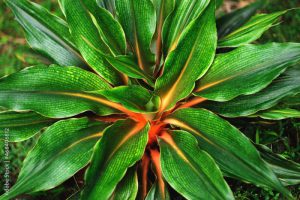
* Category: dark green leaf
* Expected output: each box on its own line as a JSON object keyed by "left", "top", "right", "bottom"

{"left": 82, "top": 0, "right": 126, "bottom": 55}
{"left": 162, "top": 0, "right": 210, "bottom": 54}
{"left": 201, "top": 67, "right": 300, "bottom": 117}
{"left": 81, "top": 119, "right": 149, "bottom": 199}
{"left": 0, "top": 118, "right": 109, "bottom": 200}
{"left": 217, "top": 0, "right": 265, "bottom": 38}
{"left": 218, "top": 11, "right": 286, "bottom": 47}
{"left": 6, "top": 0, "right": 86, "bottom": 67}
{"left": 116, "top": 0, "right": 156, "bottom": 74}
{"left": 155, "top": 1, "right": 216, "bottom": 111}
{"left": 59, "top": 0, "right": 124, "bottom": 85}
{"left": 0, "top": 111, "right": 55, "bottom": 142}
{"left": 0, "top": 65, "right": 121, "bottom": 118}
{"left": 194, "top": 43, "right": 300, "bottom": 101}
{"left": 105, "top": 55, "right": 155, "bottom": 86}
{"left": 110, "top": 167, "right": 138, "bottom": 200}
{"left": 98, "top": 85, "right": 160, "bottom": 113}
{"left": 165, "top": 108, "right": 292, "bottom": 198}
{"left": 158, "top": 130, "right": 234, "bottom": 200}
{"left": 257, "top": 145, "right": 300, "bottom": 186}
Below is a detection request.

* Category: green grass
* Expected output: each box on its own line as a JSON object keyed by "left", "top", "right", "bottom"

{"left": 0, "top": 0, "right": 299, "bottom": 199}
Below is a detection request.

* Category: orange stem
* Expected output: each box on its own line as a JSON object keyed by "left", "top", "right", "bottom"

{"left": 150, "top": 149, "right": 166, "bottom": 198}
{"left": 177, "top": 97, "right": 206, "bottom": 109}
{"left": 141, "top": 154, "right": 150, "bottom": 199}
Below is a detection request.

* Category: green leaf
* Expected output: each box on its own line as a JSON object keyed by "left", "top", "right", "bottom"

{"left": 97, "top": 0, "right": 116, "bottom": 15}
{"left": 201, "top": 67, "right": 300, "bottom": 117}
{"left": 216, "top": 0, "right": 223, "bottom": 9}
{"left": 162, "top": 0, "right": 210, "bottom": 54}
{"left": 6, "top": 0, "right": 86, "bottom": 67}
{"left": 253, "top": 108, "right": 300, "bottom": 120}
{"left": 158, "top": 130, "right": 234, "bottom": 200}
{"left": 98, "top": 86, "right": 160, "bottom": 113}
{"left": 105, "top": 55, "right": 155, "bottom": 86}
{"left": 0, "top": 118, "right": 109, "bottom": 200}
{"left": 81, "top": 119, "right": 149, "bottom": 199}
{"left": 58, "top": 0, "right": 124, "bottom": 85}
{"left": 257, "top": 144, "right": 300, "bottom": 186}
{"left": 194, "top": 43, "right": 300, "bottom": 101}
{"left": 0, "top": 65, "right": 121, "bottom": 118}
{"left": 110, "top": 167, "right": 138, "bottom": 200}
{"left": 155, "top": 1, "right": 216, "bottom": 111}
{"left": 164, "top": 108, "right": 292, "bottom": 198}
{"left": 217, "top": 0, "right": 265, "bottom": 38}
{"left": 81, "top": 0, "right": 126, "bottom": 55}
{"left": 0, "top": 111, "right": 55, "bottom": 142}
{"left": 116, "top": 0, "right": 156, "bottom": 74}
{"left": 145, "top": 182, "right": 170, "bottom": 200}
{"left": 218, "top": 11, "right": 286, "bottom": 47}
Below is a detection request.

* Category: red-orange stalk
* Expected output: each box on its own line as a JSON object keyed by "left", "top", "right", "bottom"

{"left": 141, "top": 154, "right": 150, "bottom": 199}
{"left": 150, "top": 149, "right": 166, "bottom": 198}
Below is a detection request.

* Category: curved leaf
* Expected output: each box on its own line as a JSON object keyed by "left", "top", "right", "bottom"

{"left": 59, "top": 0, "right": 124, "bottom": 85}
{"left": 0, "top": 118, "right": 109, "bottom": 200}
{"left": 82, "top": 0, "right": 126, "bottom": 55}
{"left": 0, "top": 65, "right": 120, "bottom": 118}
{"left": 0, "top": 111, "right": 55, "bottom": 142}
{"left": 218, "top": 11, "right": 286, "bottom": 47}
{"left": 98, "top": 86, "right": 159, "bottom": 113}
{"left": 155, "top": 1, "right": 216, "bottom": 111}
{"left": 81, "top": 119, "right": 149, "bottom": 199}
{"left": 257, "top": 144, "right": 300, "bottom": 186}
{"left": 194, "top": 43, "right": 300, "bottom": 101}
{"left": 145, "top": 182, "right": 170, "bottom": 200}
{"left": 158, "top": 130, "right": 234, "bottom": 200}
{"left": 217, "top": 0, "right": 265, "bottom": 38}
{"left": 115, "top": 0, "right": 156, "bottom": 74}
{"left": 105, "top": 55, "right": 155, "bottom": 86}
{"left": 110, "top": 167, "right": 138, "bottom": 200}
{"left": 164, "top": 108, "right": 292, "bottom": 198}
{"left": 201, "top": 67, "right": 300, "bottom": 117}
{"left": 253, "top": 108, "right": 300, "bottom": 120}
{"left": 6, "top": 0, "right": 86, "bottom": 67}
{"left": 162, "top": 0, "right": 210, "bottom": 54}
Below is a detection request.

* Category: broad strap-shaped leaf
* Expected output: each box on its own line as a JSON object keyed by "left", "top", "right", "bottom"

{"left": 155, "top": 1, "right": 216, "bottom": 111}
{"left": 115, "top": 0, "right": 156, "bottom": 74}
{"left": 252, "top": 108, "right": 300, "bottom": 120}
{"left": 257, "top": 144, "right": 300, "bottom": 186}
{"left": 162, "top": 0, "right": 210, "bottom": 54}
{"left": 81, "top": 119, "right": 149, "bottom": 199}
{"left": 164, "top": 108, "right": 292, "bottom": 198}
{"left": 6, "top": 0, "right": 86, "bottom": 67}
{"left": 98, "top": 86, "right": 160, "bottom": 113}
{"left": 201, "top": 67, "right": 300, "bottom": 117}
{"left": 194, "top": 43, "right": 300, "bottom": 101}
{"left": 109, "top": 167, "right": 138, "bottom": 200}
{"left": 0, "top": 118, "right": 109, "bottom": 200}
{"left": 82, "top": 0, "right": 126, "bottom": 55}
{"left": 59, "top": 0, "right": 124, "bottom": 85}
{"left": 158, "top": 130, "right": 234, "bottom": 200}
{"left": 0, "top": 111, "right": 55, "bottom": 142}
{"left": 106, "top": 55, "right": 155, "bottom": 86}
{"left": 217, "top": 0, "right": 265, "bottom": 38}
{"left": 218, "top": 11, "right": 286, "bottom": 47}
{"left": 0, "top": 65, "right": 121, "bottom": 118}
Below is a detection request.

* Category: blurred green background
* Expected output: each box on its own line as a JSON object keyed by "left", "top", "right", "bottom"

{"left": 0, "top": 0, "right": 299, "bottom": 199}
